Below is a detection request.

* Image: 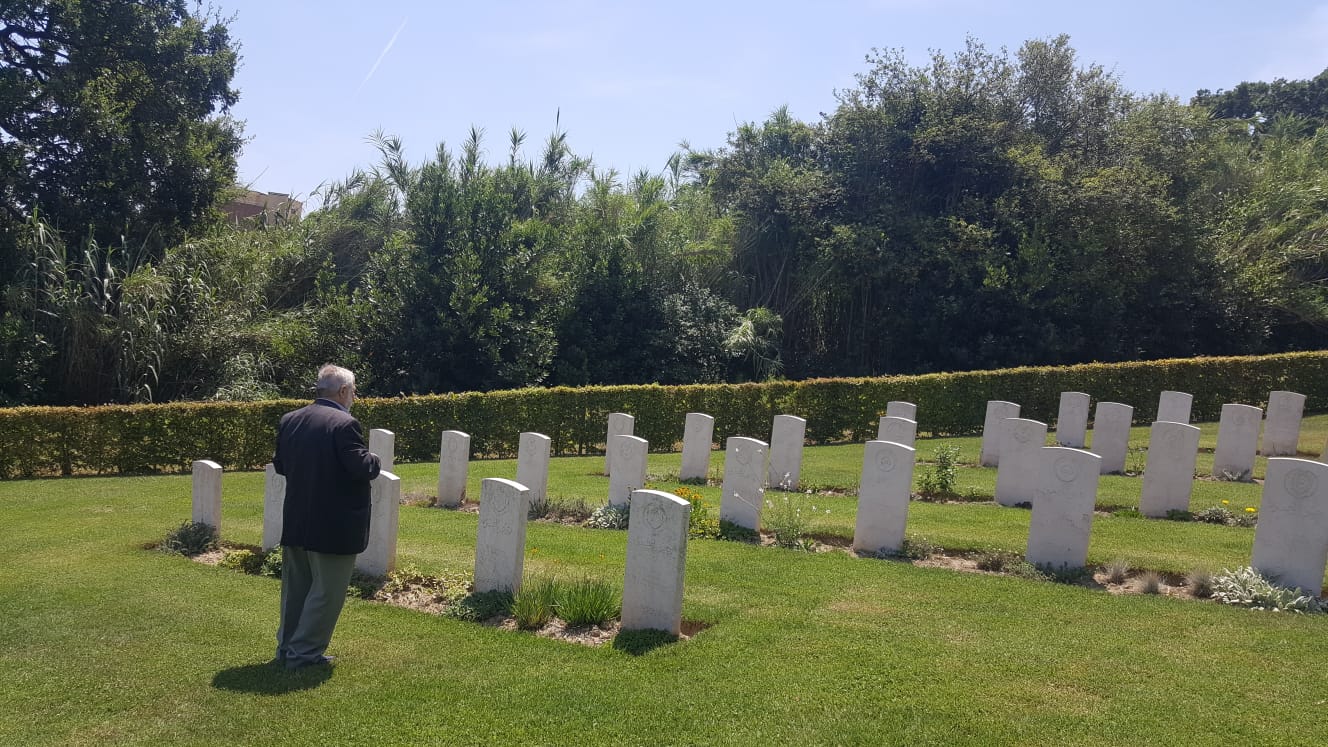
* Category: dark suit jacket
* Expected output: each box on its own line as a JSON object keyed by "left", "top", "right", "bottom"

{"left": 273, "top": 399, "right": 381, "bottom": 555}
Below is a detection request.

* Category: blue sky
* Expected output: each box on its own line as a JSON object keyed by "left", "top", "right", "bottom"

{"left": 222, "top": 1, "right": 1328, "bottom": 205}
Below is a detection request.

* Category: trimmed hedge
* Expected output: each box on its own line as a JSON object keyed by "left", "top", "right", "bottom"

{"left": 2, "top": 351, "right": 1326, "bottom": 478}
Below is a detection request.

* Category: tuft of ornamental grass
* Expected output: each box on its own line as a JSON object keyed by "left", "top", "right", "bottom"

{"left": 528, "top": 495, "right": 595, "bottom": 522}
{"left": 511, "top": 576, "right": 561, "bottom": 630}
{"left": 1138, "top": 571, "right": 1165, "bottom": 595}
{"left": 1187, "top": 566, "right": 1215, "bottom": 599}
{"left": 557, "top": 576, "right": 620, "bottom": 627}
{"left": 1103, "top": 558, "right": 1131, "bottom": 585}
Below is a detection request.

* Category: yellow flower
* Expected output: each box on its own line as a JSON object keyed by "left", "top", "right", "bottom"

{"left": 1221, "top": 500, "right": 1230, "bottom": 505}
{"left": 1245, "top": 507, "right": 1256, "bottom": 513}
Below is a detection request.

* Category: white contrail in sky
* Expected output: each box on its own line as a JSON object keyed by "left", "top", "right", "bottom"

{"left": 356, "top": 17, "right": 408, "bottom": 95}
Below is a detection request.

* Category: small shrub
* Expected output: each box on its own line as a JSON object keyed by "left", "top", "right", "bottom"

{"left": 161, "top": 521, "right": 219, "bottom": 556}
{"left": 897, "top": 534, "right": 940, "bottom": 560}
{"left": 1210, "top": 567, "right": 1324, "bottom": 613}
{"left": 678, "top": 476, "right": 707, "bottom": 486}
{"left": 259, "top": 550, "right": 282, "bottom": 578}
{"left": 974, "top": 549, "right": 1020, "bottom": 573}
{"left": 717, "top": 519, "right": 759, "bottom": 543}
{"left": 763, "top": 493, "right": 828, "bottom": 549}
{"left": 587, "top": 502, "right": 631, "bottom": 530}
{"left": 346, "top": 571, "right": 381, "bottom": 599}
{"left": 916, "top": 445, "right": 961, "bottom": 499}
{"left": 1164, "top": 509, "right": 1193, "bottom": 522}
{"left": 557, "top": 577, "right": 620, "bottom": 627}
{"left": 1103, "top": 558, "right": 1131, "bottom": 585}
{"left": 1112, "top": 507, "right": 1143, "bottom": 519}
{"left": 675, "top": 486, "right": 720, "bottom": 539}
{"left": 512, "top": 576, "right": 561, "bottom": 630}
{"left": 974, "top": 549, "right": 1045, "bottom": 580}
{"left": 218, "top": 549, "right": 263, "bottom": 574}
{"left": 1042, "top": 564, "right": 1091, "bottom": 584}
{"left": 381, "top": 565, "right": 472, "bottom": 605}
{"left": 1187, "top": 566, "right": 1215, "bottom": 598}
{"left": 446, "top": 590, "right": 514, "bottom": 621}
{"left": 1138, "top": 571, "right": 1165, "bottom": 594}
{"left": 530, "top": 495, "right": 594, "bottom": 522}
{"left": 1195, "top": 504, "right": 1258, "bottom": 527}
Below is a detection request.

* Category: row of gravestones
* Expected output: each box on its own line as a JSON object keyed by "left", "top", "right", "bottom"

{"left": 981, "top": 390, "right": 1308, "bottom": 477}
{"left": 971, "top": 389, "right": 1328, "bottom": 595}
{"left": 189, "top": 389, "right": 1327, "bottom": 624}
{"left": 188, "top": 425, "right": 694, "bottom": 635}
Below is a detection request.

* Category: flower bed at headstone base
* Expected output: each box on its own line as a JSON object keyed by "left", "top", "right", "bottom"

{"left": 4, "top": 350, "right": 1328, "bottom": 478}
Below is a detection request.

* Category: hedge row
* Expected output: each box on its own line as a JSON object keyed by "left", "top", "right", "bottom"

{"left": 2, "top": 351, "right": 1326, "bottom": 479}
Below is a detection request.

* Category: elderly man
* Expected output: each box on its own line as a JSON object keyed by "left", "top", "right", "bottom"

{"left": 271, "top": 364, "right": 380, "bottom": 669}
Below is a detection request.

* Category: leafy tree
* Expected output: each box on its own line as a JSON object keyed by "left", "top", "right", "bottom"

{"left": 0, "top": 0, "right": 242, "bottom": 260}
{"left": 1194, "top": 69, "right": 1328, "bottom": 131}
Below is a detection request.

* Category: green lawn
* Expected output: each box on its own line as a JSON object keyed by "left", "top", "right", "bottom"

{"left": 2, "top": 417, "right": 1327, "bottom": 745}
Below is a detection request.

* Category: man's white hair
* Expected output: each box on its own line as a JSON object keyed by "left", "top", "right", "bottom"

{"left": 315, "top": 364, "right": 355, "bottom": 397}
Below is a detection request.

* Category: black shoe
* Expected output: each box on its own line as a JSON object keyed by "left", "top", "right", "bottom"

{"left": 285, "top": 655, "right": 335, "bottom": 670}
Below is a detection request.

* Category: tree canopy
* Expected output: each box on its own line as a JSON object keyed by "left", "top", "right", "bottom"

{"left": 2, "top": 28, "right": 1328, "bottom": 405}
{"left": 0, "top": 0, "right": 242, "bottom": 257}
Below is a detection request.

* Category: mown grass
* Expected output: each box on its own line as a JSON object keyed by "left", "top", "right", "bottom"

{"left": 2, "top": 415, "right": 1327, "bottom": 745}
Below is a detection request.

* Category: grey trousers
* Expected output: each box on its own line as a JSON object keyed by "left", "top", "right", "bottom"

{"left": 276, "top": 545, "right": 356, "bottom": 667}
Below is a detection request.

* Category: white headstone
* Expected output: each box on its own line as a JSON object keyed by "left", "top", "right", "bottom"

{"left": 356, "top": 470, "right": 400, "bottom": 577}
{"left": 980, "top": 401, "right": 1021, "bottom": 467}
{"left": 768, "top": 415, "right": 807, "bottom": 490}
{"left": 621, "top": 489, "right": 691, "bottom": 636}
{"left": 605, "top": 412, "right": 635, "bottom": 474}
{"left": 852, "top": 441, "right": 917, "bottom": 555}
{"left": 1213, "top": 404, "right": 1261, "bottom": 481}
{"left": 719, "top": 437, "right": 767, "bottom": 530}
{"left": 994, "top": 418, "right": 1047, "bottom": 507}
{"left": 1026, "top": 448, "right": 1102, "bottom": 570}
{"left": 1157, "top": 391, "right": 1193, "bottom": 424}
{"left": 1056, "top": 392, "right": 1090, "bottom": 448}
{"left": 1089, "top": 402, "right": 1133, "bottom": 475}
{"left": 191, "top": 459, "right": 222, "bottom": 531}
{"left": 1250, "top": 458, "right": 1328, "bottom": 596}
{"left": 473, "top": 477, "right": 530, "bottom": 594}
{"left": 1262, "top": 391, "right": 1306, "bottom": 457}
{"left": 436, "top": 430, "right": 471, "bottom": 508}
{"left": 1139, "top": 421, "right": 1201, "bottom": 517}
{"left": 262, "top": 463, "right": 285, "bottom": 551}
{"left": 885, "top": 401, "right": 917, "bottom": 421}
{"left": 369, "top": 428, "right": 395, "bottom": 474}
{"left": 516, "top": 432, "right": 552, "bottom": 509}
{"left": 608, "top": 435, "right": 648, "bottom": 506}
{"left": 679, "top": 412, "right": 715, "bottom": 482}
{"left": 876, "top": 416, "right": 917, "bottom": 448}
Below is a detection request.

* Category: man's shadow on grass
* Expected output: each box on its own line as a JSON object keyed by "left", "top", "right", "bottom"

{"left": 211, "top": 662, "right": 332, "bottom": 695}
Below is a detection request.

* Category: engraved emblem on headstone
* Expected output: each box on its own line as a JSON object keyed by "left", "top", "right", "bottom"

{"left": 1285, "top": 468, "right": 1317, "bottom": 500}
{"left": 1054, "top": 455, "right": 1079, "bottom": 483}
{"left": 645, "top": 502, "right": 666, "bottom": 530}
{"left": 735, "top": 446, "right": 752, "bottom": 465}
{"left": 877, "top": 450, "right": 896, "bottom": 473}
{"left": 1014, "top": 425, "right": 1033, "bottom": 444}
